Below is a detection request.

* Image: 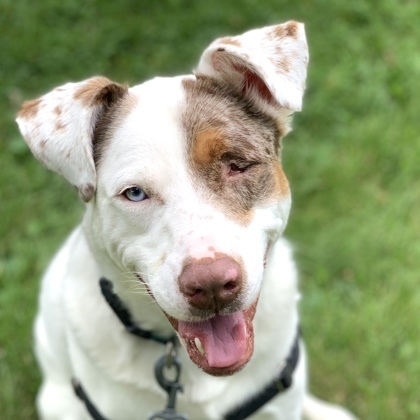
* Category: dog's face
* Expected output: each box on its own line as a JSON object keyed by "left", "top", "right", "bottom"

{"left": 17, "top": 22, "right": 308, "bottom": 376}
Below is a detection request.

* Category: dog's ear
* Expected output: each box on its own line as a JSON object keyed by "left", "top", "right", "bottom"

{"left": 196, "top": 21, "right": 308, "bottom": 114}
{"left": 16, "top": 77, "right": 127, "bottom": 202}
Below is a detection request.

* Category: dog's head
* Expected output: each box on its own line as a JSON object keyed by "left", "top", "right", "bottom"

{"left": 17, "top": 22, "right": 308, "bottom": 376}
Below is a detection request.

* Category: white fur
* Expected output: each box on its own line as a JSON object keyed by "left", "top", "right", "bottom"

{"left": 17, "top": 22, "right": 356, "bottom": 420}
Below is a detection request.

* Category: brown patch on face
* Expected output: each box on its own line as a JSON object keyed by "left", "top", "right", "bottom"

{"left": 273, "top": 162, "right": 290, "bottom": 198}
{"left": 18, "top": 98, "right": 42, "bottom": 120}
{"left": 193, "top": 129, "right": 228, "bottom": 167}
{"left": 181, "top": 76, "right": 288, "bottom": 225}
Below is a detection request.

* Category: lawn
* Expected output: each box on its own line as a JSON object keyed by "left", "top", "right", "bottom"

{"left": 1, "top": 0, "right": 419, "bottom": 419}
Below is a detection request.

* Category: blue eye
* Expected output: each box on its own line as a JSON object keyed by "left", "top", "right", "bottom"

{"left": 123, "top": 187, "right": 148, "bottom": 202}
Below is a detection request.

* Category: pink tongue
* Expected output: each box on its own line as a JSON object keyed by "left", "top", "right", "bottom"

{"left": 178, "top": 312, "right": 247, "bottom": 368}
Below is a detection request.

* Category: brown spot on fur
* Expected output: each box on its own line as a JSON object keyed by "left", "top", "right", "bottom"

{"left": 271, "top": 21, "right": 299, "bottom": 40}
{"left": 182, "top": 76, "right": 289, "bottom": 225}
{"left": 218, "top": 37, "right": 241, "bottom": 47}
{"left": 266, "top": 25, "right": 303, "bottom": 79}
{"left": 55, "top": 120, "right": 66, "bottom": 131}
{"left": 182, "top": 251, "right": 240, "bottom": 268}
{"left": 18, "top": 98, "right": 42, "bottom": 120}
{"left": 53, "top": 105, "right": 62, "bottom": 116}
{"left": 78, "top": 183, "right": 95, "bottom": 202}
{"left": 285, "top": 21, "right": 299, "bottom": 37}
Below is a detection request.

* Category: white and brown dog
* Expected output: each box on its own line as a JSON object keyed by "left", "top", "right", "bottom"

{"left": 17, "top": 21, "right": 356, "bottom": 420}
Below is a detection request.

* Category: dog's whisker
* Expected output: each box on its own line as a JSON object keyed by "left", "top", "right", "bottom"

{"left": 128, "top": 285, "right": 149, "bottom": 294}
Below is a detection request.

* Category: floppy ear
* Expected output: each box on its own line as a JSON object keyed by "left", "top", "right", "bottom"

{"left": 16, "top": 77, "right": 127, "bottom": 202}
{"left": 196, "top": 21, "right": 308, "bottom": 114}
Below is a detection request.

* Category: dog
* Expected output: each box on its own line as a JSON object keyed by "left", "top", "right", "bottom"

{"left": 17, "top": 21, "right": 357, "bottom": 420}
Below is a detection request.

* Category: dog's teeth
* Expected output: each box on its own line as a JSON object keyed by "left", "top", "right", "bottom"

{"left": 194, "top": 337, "right": 205, "bottom": 355}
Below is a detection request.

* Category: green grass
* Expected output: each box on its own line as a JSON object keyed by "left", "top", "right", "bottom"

{"left": 1, "top": 0, "right": 419, "bottom": 418}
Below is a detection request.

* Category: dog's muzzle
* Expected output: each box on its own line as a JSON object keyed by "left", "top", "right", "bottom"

{"left": 161, "top": 253, "right": 256, "bottom": 376}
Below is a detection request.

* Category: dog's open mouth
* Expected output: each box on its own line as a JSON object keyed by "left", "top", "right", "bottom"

{"left": 166, "top": 301, "right": 257, "bottom": 376}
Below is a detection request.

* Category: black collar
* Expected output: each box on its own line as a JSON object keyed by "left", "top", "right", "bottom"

{"left": 72, "top": 277, "right": 300, "bottom": 420}
{"left": 99, "top": 278, "right": 177, "bottom": 345}
{"left": 224, "top": 331, "right": 300, "bottom": 419}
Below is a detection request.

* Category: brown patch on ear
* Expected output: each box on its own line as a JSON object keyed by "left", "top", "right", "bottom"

{"left": 285, "top": 21, "right": 299, "bottom": 37}
{"left": 78, "top": 183, "right": 95, "bottom": 202}
{"left": 218, "top": 37, "right": 241, "bottom": 47}
{"left": 193, "top": 129, "right": 228, "bottom": 166}
{"left": 73, "top": 77, "right": 112, "bottom": 105}
{"left": 55, "top": 120, "right": 66, "bottom": 131}
{"left": 72, "top": 77, "right": 130, "bottom": 171}
{"left": 271, "top": 20, "right": 299, "bottom": 39}
{"left": 73, "top": 77, "right": 128, "bottom": 108}
{"left": 94, "top": 82, "right": 129, "bottom": 107}
{"left": 18, "top": 98, "right": 42, "bottom": 120}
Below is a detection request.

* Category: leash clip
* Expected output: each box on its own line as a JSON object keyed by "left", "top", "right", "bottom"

{"left": 165, "top": 339, "right": 177, "bottom": 369}
{"left": 148, "top": 342, "right": 189, "bottom": 420}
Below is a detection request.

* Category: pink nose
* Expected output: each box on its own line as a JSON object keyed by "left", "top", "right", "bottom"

{"left": 178, "top": 255, "right": 243, "bottom": 311}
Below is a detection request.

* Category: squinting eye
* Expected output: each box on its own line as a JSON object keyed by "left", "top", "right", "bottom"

{"left": 230, "top": 163, "right": 247, "bottom": 173}
{"left": 123, "top": 186, "right": 148, "bottom": 202}
{"left": 229, "top": 162, "right": 251, "bottom": 175}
